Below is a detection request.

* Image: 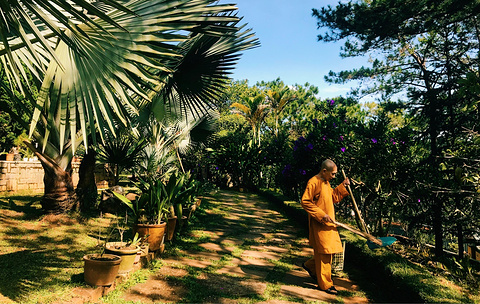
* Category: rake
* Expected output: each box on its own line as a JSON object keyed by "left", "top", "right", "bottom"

{"left": 338, "top": 170, "right": 397, "bottom": 249}
{"left": 334, "top": 221, "right": 397, "bottom": 249}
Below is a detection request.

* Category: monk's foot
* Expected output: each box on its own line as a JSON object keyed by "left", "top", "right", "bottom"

{"left": 302, "top": 263, "right": 317, "bottom": 281}
{"left": 321, "top": 286, "right": 338, "bottom": 295}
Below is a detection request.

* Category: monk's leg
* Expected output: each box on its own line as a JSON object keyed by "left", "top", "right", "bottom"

{"left": 315, "top": 252, "right": 333, "bottom": 290}
{"left": 304, "top": 257, "right": 315, "bottom": 274}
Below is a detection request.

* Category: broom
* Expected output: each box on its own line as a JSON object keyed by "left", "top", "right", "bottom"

{"left": 334, "top": 221, "right": 383, "bottom": 246}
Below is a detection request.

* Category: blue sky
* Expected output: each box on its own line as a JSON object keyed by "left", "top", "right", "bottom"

{"left": 220, "top": 0, "right": 367, "bottom": 99}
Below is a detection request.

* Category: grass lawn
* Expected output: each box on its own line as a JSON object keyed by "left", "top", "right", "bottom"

{"left": 0, "top": 192, "right": 129, "bottom": 303}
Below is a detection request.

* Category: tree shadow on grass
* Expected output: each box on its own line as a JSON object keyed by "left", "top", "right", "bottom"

{"left": 0, "top": 249, "right": 80, "bottom": 302}
{"left": 0, "top": 195, "right": 44, "bottom": 220}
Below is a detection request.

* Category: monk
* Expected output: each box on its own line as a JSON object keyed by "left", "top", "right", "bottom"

{"left": 300, "top": 159, "right": 350, "bottom": 295}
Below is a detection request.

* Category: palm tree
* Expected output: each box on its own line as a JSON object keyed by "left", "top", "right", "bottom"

{"left": 266, "top": 87, "right": 296, "bottom": 136}
{"left": 96, "top": 127, "right": 147, "bottom": 186}
{"left": 230, "top": 94, "right": 270, "bottom": 146}
{"left": 0, "top": 0, "right": 259, "bottom": 213}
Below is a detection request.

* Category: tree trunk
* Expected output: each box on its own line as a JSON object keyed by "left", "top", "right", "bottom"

{"left": 24, "top": 142, "right": 76, "bottom": 213}
{"left": 433, "top": 196, "right": 444, "bottom": 257}
{"left": 457, "top": 224, "right": 464, "bottom": 259}
{"left": 75, "top": 150, "right": 98, "bottom": 213}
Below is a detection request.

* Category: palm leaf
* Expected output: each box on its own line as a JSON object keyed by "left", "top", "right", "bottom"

{"left": 152, "top": 14, "right": 260, "bottom": 121}
{"left": 23, "top": 0, "right": 246, "bottom": 153}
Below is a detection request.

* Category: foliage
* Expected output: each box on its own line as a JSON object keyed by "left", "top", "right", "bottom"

{"left": 115, "top": 170, "right": 201, "bottom": 225}
{"left": 312, "top": 0, "right": 480, "bottom": 256}
{"left": 230, "top": 94, "right": 269, "bottom": 147}
{"left": 96, "top": 127, "right": 147, "bottom": 185}
{"left": 115, "top": 175, "right": 170, "bottom": 225}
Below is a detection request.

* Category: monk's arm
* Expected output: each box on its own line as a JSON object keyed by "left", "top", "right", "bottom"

{"left": 301, "top": 182, "right": 326, "bottom": 222}
{"left": 332, "top": 183, "right": 349, "bottom": 204}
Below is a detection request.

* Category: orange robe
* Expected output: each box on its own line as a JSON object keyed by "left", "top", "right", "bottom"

{"left": 301, "top": 175, "right": 349, "bottom": 254}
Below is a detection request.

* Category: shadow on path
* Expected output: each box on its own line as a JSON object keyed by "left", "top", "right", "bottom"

{"left": 120, "top": 190, "right": 370, "bottom": 303}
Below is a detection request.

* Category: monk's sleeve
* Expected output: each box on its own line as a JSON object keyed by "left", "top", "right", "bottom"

{"left": 332, "top": 183, "right": 349, "bottom": 204}
{"left": 301, "top": 181, "right": 326, "bottom": 223}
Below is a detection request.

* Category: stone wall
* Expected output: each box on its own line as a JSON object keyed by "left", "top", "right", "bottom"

{"left": 0, "top": 161, "right": 114, "bottom": 193}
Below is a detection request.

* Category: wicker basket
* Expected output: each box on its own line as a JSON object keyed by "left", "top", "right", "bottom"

{"left": 332, "top": 241, "right": 345, "bottom": 272}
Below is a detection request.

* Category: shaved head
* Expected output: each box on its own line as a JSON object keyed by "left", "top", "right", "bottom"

{"left": 321, "top": 159, "right": 336, "bottom": 171}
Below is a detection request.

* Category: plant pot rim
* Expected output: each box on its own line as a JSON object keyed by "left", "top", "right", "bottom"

{"left": 83, "top": 253, "right": 122, "bottom": 263}
{"left": 135, "top": 222, "right": 166, "bottom": 227}
{"left": 105, "top": 242, "right": 140, "bottom": 254}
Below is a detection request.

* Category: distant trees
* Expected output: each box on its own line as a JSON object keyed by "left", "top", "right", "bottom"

{"left": 313, "top": 0, "right": 480, "bottom": 256}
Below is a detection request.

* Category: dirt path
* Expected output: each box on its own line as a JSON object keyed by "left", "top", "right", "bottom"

{"left": 117, "top": 190, "right": 369, "bottom": 303}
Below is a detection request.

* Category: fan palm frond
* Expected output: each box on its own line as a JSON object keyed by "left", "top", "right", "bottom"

{"left": 152, "top": 14, "right": 260, "bottom": 121}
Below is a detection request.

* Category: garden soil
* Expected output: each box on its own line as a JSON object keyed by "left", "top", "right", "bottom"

{"left": 77, "top": 190, "right": 369, "bottom": 303}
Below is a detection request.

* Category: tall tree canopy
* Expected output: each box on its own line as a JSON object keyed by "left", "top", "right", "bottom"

{"left": 313, "top": 0, "right": 480, "bottom": 256}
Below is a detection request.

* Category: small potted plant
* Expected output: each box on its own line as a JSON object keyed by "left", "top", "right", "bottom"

{"left": 83, "top": 230, "right": 122, "bottom": 286}
{"left": 114, "top": 175, "right": 171, "bottom": 251}
{"left": 105, "top": 228, "right": 141, "bottom": 275}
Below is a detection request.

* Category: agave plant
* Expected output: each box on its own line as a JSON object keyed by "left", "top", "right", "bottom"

{"left": 0, "top": 0, "right": 259, "bottom": 213}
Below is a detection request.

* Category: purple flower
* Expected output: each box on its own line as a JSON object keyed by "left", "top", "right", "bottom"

{"left": 329, "top": 99, "right": 335, "bottom": 106}
{"left": 300, "top": 169, "right": 306, "bottom": 175}
{"left": 371, "top": 138, "right": 378, "bottom": 143}
{"left": 339, "top": 135, "right": 344, "bottom": 141}
{"left": 333, "top": 122, "right": 337, "bottom": 128}
{"left": 282, "top": 164, "right": 292, "bottom": 175}
{"left": 418, "top": 199, "right": 421, "bottom": 203}
{"left": 322, "top": 135, "right": 327, "bottom": 141}
{"left": 341, "top": 147, "right": 346, "bottom": 152}
{"left": 215, "top": 166, "right": 219, "bottom": 170}
{"left": 293, "top": 146, "right": 297, "bottom": 151}
{"left": 307, "top": 143, "right": 314, "bottom": 150}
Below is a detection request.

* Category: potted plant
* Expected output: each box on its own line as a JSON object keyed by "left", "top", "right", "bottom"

{"left": 114, "top": 175, "right": 171, "bottom": 251}
{"left": 171, "top": 172, "right": 203, "bottom": 230}
{"left": 105, "top": 231, "right": 142, "bottom": 275}
{"left": 83, "top": 223, "right": 124, "bottom": 286}
{"left": 83, "top": 253, "right": 122, "bottom": 286}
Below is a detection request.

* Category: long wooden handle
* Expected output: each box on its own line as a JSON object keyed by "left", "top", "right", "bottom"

{"left": 342, "top": 169, "right": 369, "bottom": 234}
{"left": 335, "top": 221, "right": 382, "bottom": 246}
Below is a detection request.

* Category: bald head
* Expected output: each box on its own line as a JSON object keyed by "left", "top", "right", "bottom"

{"left": 321, "top": 159, "right": 336, "bottom": 171}
{"left": 319, "top": 159, "right": 338, "bottom": 182}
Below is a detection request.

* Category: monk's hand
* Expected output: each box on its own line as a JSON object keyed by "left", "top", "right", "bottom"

{"left": 322, "top": 214, "right": 334, "bottom": 224}
{"left": 343, "top": 178, "right": 350, "bottom": 187}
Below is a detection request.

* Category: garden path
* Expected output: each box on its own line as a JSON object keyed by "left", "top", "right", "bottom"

{"left": 119, "top": 190, "right": 369, "bottom": 303}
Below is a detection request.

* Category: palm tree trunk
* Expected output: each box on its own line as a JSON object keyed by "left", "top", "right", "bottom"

{"left": 75, "top": 150, "right": 97, "bottom": 213}
{"left": 24, "top": 141, "right": 76, "bottom": 213}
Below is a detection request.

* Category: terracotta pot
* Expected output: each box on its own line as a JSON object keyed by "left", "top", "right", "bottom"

{"left": 105, "top": 242, "right": 140, "bottom": 274}
{"left": 83, "top": 253, "right": 121, "bottom": 286}
{"left": 5, "top": 153, "right": 14, "bottom": 161}
{"left": 134, "top": 222, "right": 166, "bottom": 251}
{"left": 166, "top": 216, "right": 177, "bottom": 241}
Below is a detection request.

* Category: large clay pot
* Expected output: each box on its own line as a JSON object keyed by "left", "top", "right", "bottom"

{"left": 83, "top": 253, "right": 121, "bottom": 286}
{"left": 134, "top": 222, "right": 166, "bottom": 251}
{"left": 105, "top": 242, "right": 140, "bottom": 275}
{"left": 166, "top": 216, "right": 177, "bottom": 241}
